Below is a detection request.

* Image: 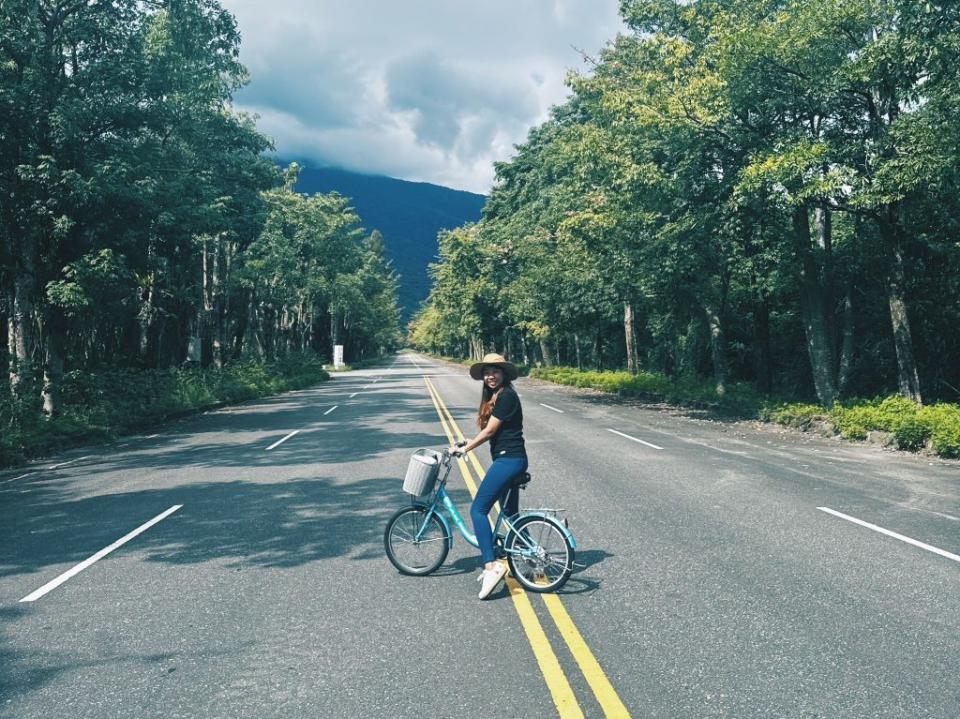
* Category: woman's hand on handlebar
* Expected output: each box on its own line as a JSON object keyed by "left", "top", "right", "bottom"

{"left": 449, "top": 440, "right": 468, "bottom": 457}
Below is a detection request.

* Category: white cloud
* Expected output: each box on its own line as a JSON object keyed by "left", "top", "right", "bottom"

{"left": 222, "top": 0, "right": 625, "bottom": 193}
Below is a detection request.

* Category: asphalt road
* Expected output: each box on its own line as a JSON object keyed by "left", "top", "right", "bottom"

{"left": 1, "top": 352, "right": 957, "bottom": 718}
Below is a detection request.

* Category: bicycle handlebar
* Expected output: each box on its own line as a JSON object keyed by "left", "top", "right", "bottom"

{"left": 443, "top": 440, "right": 468, "bottom": 461}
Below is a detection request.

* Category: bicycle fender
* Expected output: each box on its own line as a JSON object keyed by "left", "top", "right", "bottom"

{"left": 519, "top": 511, "right": 576, "bottom": 550}
{"left": 414, "top": 502, "right": 454, "bottom": 550}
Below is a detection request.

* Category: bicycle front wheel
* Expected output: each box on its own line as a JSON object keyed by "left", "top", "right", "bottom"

{"left": 384, "top": 506, "right": 449, "bottom": 576}
{"left": 505, "top": 515, "right": 574, "bottom": 592}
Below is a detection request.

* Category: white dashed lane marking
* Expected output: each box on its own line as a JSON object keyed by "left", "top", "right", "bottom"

{"left": 266, "top": 430, "right": 300, "bottom": 450}
{"left": 606, "top": 428, "right": 664, "bottom": 451}
{"left": 818, "top": 507, "right": 960, "bottom": 564}
{"left": 20, "top": 505, "right": 184, "bottom": 602}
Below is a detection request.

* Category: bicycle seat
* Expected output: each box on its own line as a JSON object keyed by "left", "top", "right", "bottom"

{"left": 510, "top": 472, "right": 531, "bottom": 490}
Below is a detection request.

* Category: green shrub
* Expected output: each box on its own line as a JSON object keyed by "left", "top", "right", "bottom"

{"left": 829, "top": 406, "right": 869, "bottom": 440}
{"left": 918, "top": 404, "right": 960, "bottom": 459}
{"left": 761, "top": 402, "right": 824, "bottom": 426}
{"left": 822, "top": 396, "right": 931, "bottom": 446}
{"left": 893, "top": 417, "right": 930, "bottom": 451}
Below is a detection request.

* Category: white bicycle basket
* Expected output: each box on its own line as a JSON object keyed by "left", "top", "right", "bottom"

{"left": 402, "top": 449, "right": 442, "bottom": 497}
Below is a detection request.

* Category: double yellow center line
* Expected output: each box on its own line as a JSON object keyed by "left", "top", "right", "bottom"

{"left": 423, "top": 377, "right": 631, "bottom": 719}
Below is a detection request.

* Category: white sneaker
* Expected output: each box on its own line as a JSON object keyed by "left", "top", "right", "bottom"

{"left": 477, "top": 562, "right": 506, "bottom": 599}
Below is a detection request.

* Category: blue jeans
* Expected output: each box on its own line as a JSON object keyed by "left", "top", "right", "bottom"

{"left": 471, "top": 456, "right": 528, "bottom": 563}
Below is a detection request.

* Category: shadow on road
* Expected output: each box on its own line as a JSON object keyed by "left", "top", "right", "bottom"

{"left": 1, "top": 473, "right": 439, "bottom": 580}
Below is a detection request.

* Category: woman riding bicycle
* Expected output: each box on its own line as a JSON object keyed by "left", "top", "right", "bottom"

{"left": 449, "top": 352, "right": 527, "bottom": 599}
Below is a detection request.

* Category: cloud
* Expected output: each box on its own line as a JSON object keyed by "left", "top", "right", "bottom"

{"left": 383, "top": 50, "right": 539, "bottom": 152}
{"left": 223, "top": 1, "right": 625, "bottom": 192}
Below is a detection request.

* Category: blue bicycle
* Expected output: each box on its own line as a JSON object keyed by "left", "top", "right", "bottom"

{"left": 384, "top": 446, "right": 576, "bottom": 592}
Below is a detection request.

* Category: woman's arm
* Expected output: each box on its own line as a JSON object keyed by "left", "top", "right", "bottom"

{"left": 451, "top": 416, "right": 502, "bottom": 455}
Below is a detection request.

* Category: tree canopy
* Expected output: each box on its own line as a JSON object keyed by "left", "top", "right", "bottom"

{"left": 411, "top": 0, "right": 960, "bottom": 406}
{"left": 1, "top": 0, "right": 401, "bottom": 421}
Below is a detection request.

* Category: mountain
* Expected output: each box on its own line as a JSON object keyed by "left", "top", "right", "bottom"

{"left": 286, "top": 163, "right": 486, "bottom": 321}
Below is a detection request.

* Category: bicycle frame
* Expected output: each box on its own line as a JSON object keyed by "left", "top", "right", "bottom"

{"left": 411, "top": 453, "right": 575, "bottom": 557}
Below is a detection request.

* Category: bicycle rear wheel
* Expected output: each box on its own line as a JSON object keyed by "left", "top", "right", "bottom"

{"left": 505, "top": 515, "right": 574, "bottom": 592}
{"left": 384, "top": 506, "right": 449, "bottom": 575}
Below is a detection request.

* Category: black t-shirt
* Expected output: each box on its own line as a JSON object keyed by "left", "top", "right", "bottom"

{"left": 489, "top": 384, "right": 526, "bottom": 459}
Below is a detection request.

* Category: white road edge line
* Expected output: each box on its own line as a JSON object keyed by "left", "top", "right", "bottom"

{"left": 20, "top": 505, "right": 183, "bottom": 603}
{"left": 539, "top": 402, "right": 564, "bottom": 414}
{"left": 1, "top": 472, "right": 33, "bottom": 485}
{"left": 349, "top": 393, "right": 358, "bottom": 399}
{"left": 324, "top": 406, "right": 338, "bottom": 415}
{"left": 818, "top": 507, "right": 960, "bottom": 564}
{"left": 606, "top": 428, "right": 664, "bottom": 450}
{"left": 266, "top": 430, "right": 300, "bottom": 450}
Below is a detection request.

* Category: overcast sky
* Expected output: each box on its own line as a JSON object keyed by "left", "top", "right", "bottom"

{"left": 221, "top": 1, "right": 626, "bottom": 193}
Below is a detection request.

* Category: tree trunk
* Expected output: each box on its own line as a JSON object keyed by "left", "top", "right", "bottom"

{"left": 623, "top": 301, "right": 637, "bottom": 375}
{"left": 793, "top": 205, "right": 838, "bottom": 407}
{"left": 258, "top": 301, "right": 274, "bottom": 362}
{"left": 753, "top": 290, "right": 772, "bottom": 394}
{"left": 539, "top": 338, "right": 554, "bottom": 367}
{"left": 704, "top": 305, "right": 727, "bottom": 396}
{"left": 138, "top": 281, "right": 158, "bottom": 367}
{"left": 878, "top": 213, "right": 922, "bottom": 403}
{"left": 230, "top": 289, "right": 251, "bottom": 360}
{"left": 836, "top": 289, "right": 854, "bottom": 396}
{"left": 330, "top": 306, "right": 340, "bottom": 363}
{"left": 887, "top": 258, "right": 922, "bottom": 403}
{"left": 211, "top": 236, "right": 224, "bottom": 369}
{"left": 594, "top": 329, "right": 602, "bottom": 371}
{"left": 40, "top": 318, "right": 64, "bottom": 418}
{"left": 573, "top": 333, "right": 582, "bottom": 371}
{"left": 8, "top": 248, "right": 36, "bottom": 396}
{"left": 138, "top": 237, "right": 159, "bottom": 367}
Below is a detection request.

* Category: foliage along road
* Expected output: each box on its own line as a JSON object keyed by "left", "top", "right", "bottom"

{"left": 1, "top": 353, "right": 957, "bottom": 718}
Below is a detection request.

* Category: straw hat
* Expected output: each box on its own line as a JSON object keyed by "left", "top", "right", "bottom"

{"left": 469, "top": 353, "right": 519, "bottom": 381}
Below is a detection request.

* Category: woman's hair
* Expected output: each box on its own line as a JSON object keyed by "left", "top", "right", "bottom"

{"left": 477, "top": 380, "right": 510, "bottom": 429}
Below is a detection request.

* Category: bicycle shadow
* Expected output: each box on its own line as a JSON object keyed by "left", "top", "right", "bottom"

{"left": 435, "top": 555, "right": 482, "bottom": 577}
{"left": 547, "top": 549, "right": 612, "bottom": 597}
{"left": 571, "top": 548, "right": 613, "bottom": 573}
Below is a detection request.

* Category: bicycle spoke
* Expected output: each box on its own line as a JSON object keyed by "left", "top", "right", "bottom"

{"left": 505, "top": 516, "right": 572, "bottom": 591}
{"left": 387, "top": 508, "right": 448, "bottom": 572}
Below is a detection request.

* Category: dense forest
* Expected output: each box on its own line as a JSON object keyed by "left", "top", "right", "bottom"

{"left": 0, "top": 1, "right": 401, "bottom": 435}
{"left": 412, "top": 0, "right": 960, "bottom": 408}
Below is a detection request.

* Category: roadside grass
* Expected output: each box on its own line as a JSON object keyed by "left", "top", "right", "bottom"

{"left": 0, "top": 355, "right": 330, "bottom": 468}
{"left": 528, "top": 366, "right": 960, "bottom": 460}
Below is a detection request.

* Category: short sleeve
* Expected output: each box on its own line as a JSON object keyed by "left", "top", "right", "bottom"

{"left": 492, "top": 388, "right": 519, "bottom": 421}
